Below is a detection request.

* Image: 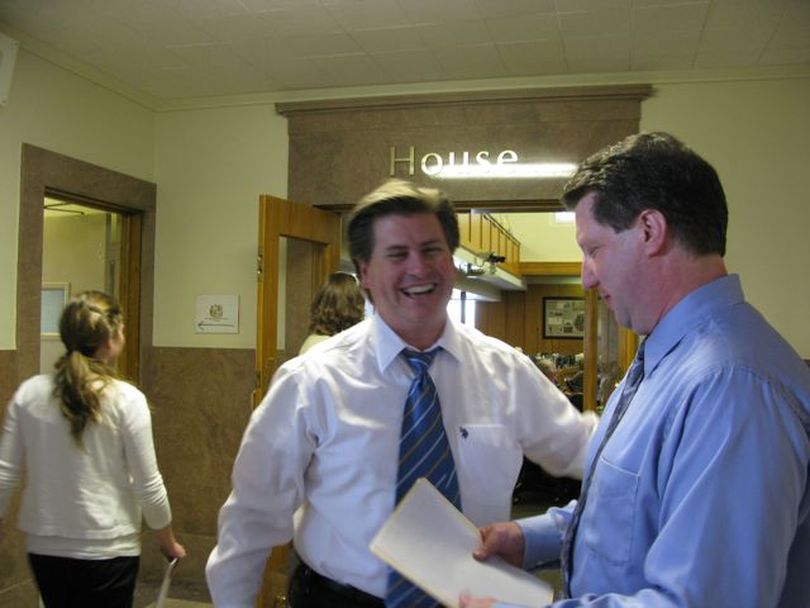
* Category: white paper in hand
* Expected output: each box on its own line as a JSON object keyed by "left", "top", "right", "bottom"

{"left": 155, "top": 557, "right": 179, "bottom": 608}
{"left": 370, "top": 478, "right": 552, "bottom": 608}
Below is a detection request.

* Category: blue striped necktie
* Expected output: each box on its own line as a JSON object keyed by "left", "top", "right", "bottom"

{"left": 385, "top": 348, "right": 461, "bottom": 608}
{"left": 560, "top": 341, "right": 646, "bottom": 598}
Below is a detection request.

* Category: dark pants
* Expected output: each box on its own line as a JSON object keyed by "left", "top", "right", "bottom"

{"left": 288, "top": 562, "right": 385, "bottom": 608}
{"left": 29, "top": 553, "right": 140, "bottom": 608}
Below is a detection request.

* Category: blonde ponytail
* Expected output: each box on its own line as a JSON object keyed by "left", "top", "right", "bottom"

{"left": 53, "top": 291, "right": 123, "bottom": 445}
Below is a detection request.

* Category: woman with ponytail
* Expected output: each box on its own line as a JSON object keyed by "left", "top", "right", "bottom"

{"left": 0, "top": 291, "right": 185, "bottom": 607}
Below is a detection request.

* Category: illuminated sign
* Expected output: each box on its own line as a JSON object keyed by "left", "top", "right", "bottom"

{"left": 389, "top": 146, "right": 576, "bottom": 180}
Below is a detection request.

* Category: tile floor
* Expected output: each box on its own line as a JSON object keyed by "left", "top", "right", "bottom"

{"left": 134, "top": 579, "right": 212, "bottom": 608}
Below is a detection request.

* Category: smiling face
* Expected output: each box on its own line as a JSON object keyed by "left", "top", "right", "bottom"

{"left": 358, "top": 212, "right": 456, "bottom": 349}
{"left": 576, "top": 193, "right": 646, "bottom": 332}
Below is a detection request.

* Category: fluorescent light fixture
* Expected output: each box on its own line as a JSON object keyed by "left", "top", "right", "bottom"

{"left": 435, "top": 162, "right": 578, "bottom": 180}
{"left": 554, "top": 212, "right": 575, "bottom": 223}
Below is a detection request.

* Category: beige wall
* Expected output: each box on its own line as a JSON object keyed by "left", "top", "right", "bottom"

{"left": 152, "top": 105, "right": 288, "bottom": 348}
{"left": 0, "top": 49, "right": 154, "bottom": 349}
{"left": 152, "top": 76, "right": 810, "bottom": 353}
{"left": 640, "top": 78, "right": 810, "bottom": 355}
{"left": 1, "top": 48, "right": 809, "bottom": 356}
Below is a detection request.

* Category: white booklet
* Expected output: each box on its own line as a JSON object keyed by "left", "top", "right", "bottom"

{"left": 370, "top": 478, "right": 552, "bottom": 608}
{"left": 155, "top": 557, "right": 180, "bottom": 608}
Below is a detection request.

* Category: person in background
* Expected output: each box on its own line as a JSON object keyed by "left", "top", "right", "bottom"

{"left": 0, "top": 291, "right": 185, "bottom": 608}
{"left": 299, "top": 271, "right": 365, "bottom": 355}
{"left": 461, "top": 132, "right": 810, "bottom": 608}
{"left": 206, "top": 179, "right": 598, "bottom": 608}
{"left": 531, "top": 357, "right": 557, "bottom": 387}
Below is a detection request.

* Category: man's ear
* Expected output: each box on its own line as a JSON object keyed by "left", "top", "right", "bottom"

{"left": 357, "top": 259, "right": 370, "bottom": 289}
{"left": 637, "top": 209, "right": 668, "bottom": 256}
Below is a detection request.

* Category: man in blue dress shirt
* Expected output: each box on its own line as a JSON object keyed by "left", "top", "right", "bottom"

{"left": 461, "top": 132, "right": 810, "bottom": 608}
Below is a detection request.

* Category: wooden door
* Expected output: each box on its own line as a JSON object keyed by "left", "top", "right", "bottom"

{"left": 117, "top": 211, "right": 142, "bottom": 383}
{"left": 255, "top": 195, "right": 341, "bottom": 607}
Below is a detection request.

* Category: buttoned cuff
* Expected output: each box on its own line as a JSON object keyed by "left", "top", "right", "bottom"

{"left": 516, "top": 504, "right": 572, "bottom": 570}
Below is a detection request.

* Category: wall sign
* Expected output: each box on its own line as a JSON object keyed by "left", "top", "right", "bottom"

{"left": 390, "top": 146, "right": 518, "bottom": 177}
{"left": 195, "top": 295, "right": 239, "bottom": 334}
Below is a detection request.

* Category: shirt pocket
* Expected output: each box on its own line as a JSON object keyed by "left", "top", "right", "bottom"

{"left": 456, "top": 424, "right": 522, "bottom": 507}
{"left": 580, "top": 457, "right": 639, "bottom": 566}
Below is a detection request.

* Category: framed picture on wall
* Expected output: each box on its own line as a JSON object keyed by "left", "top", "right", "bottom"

{"left": 41, "top": 282, "right": 70, "bottom": 337}
{"left": 543, "top": 296, "right": 585, "bottom": 339}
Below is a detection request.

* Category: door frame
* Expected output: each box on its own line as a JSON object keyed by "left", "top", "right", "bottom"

{"left": 255, "top": 195, "right": 342, "bottom": 400}
{"left": 17, "top": 144, "right": 155, "bottom": 385}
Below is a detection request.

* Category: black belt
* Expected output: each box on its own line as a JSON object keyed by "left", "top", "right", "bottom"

{"left": 289, "top": 562, "right": 385, "bottom": 608}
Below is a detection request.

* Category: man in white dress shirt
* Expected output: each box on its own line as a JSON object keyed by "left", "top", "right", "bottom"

{"left": 206, "top": 179, "right": 598, "bottom": 608}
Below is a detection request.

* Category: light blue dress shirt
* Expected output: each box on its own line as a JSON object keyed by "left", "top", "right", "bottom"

{"left": 506, "top": 275, "right": 810, "bottom": 608}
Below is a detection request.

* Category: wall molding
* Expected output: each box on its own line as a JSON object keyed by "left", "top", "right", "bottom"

{"left": 276, "top": 84, "right": 652, "bottom": 116}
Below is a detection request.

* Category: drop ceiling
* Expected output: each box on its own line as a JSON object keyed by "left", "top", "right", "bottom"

{"left": 1, "top": 0, "right": 808, "bottom": 109}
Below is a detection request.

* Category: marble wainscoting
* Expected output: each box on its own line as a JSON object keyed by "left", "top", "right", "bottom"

{"left": 0, "top": 349, "right": 40, "bottom": 605}
{"left": 0, "top": 350, "right": 15, "bottom": 405}
{"left": 0, "top": 494, "right": 39, "bottom": 606}
{"left": 139, "top": 346, "right": 256, "bottom": 592}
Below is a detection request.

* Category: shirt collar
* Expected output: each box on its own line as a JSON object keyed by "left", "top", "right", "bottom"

{"left": 370, "top": 313, "right": 463, "bottom": 373}
{"left": 643, "top": 274, "right": 744, "bottom": 376}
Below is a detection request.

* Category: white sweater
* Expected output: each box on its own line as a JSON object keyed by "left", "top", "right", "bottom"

{"left": 0, "top": 374, "right": 172, "bottom": 558}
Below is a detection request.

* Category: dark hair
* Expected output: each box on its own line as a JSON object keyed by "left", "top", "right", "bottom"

{"left": 347, "top": 179, "right": 460, "bottom": 275}
{"left": 308, "top": 272, "right": 365, "bottom": 336}
{"left": 561, "top": 132, "right": 728, "bottom": 256}
{"left": 53, "top": 291, "right": 123, "bottom": 446}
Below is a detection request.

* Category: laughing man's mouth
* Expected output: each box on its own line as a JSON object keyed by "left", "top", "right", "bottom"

{"left": 402, "top": 284, "right": 436, "bottom": 297}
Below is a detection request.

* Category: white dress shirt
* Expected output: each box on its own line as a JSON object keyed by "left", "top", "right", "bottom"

{"left": 0, "top": 374, "right": 172, "bottom": 558}
{"left": 206, "top": 314, "right": 597, "bottom": 607}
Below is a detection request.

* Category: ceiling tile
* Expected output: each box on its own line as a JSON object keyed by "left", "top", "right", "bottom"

{"left": 371, "top": 49, "right": 447, "bottom": 82}
{"left": 1, "top": 0, "right": 808, "bottom": 101}
{"left": 282, "top": 32, "right": 364, "bottom": 57}
{"left": 417, "top": 20, "right": 492, "bottom": 48}
{"left": 265, "top": 56, "right": 338, "bottom": 89}
{"left": 695, "top": 47, "right": 762, "bottom": 68}
{"left": 257, "top": 6, "right": 343, "bottom": 37}
{"left": 497, "top": 39, "right": 567, "bottom": 74}
{"left": 633, "top": 30, "right": 700, "bottom": 56}
{"left": 128, "top": 15, "right": 215, "bottom": 46}
{"left": 167, "top": 0, "right": 249, "bottom": 19}
{"left": 474, "top": 0, "right": 555, "bottom": 19}
{"left": 351, "top": 26, "right": 426, "bottom": 53}
{"left": 633, "top": 3, "right": 709, "bottom": 34}
{"left": 433, "top": 42, "right": 507, "bottom": 78}
{"left": 485, "top": 13, "right": 560, "bottom": 43}
{"left": 556, "top": 0, "right": 631, "bottom": 11}
{"left": 759, "top": 46, "right": 810, "bottom": 65}
{"left": 396, "top": 0, "right": 479, "bottom": 24}
{"left": 558, "top": 8, "right": 632, "bottom": 38}
{"left": 768, "top": 1, "right": 810, "bottom": 49}
{"left": 326, "top": 0, "right": 411, "bottom": 31}
{"left": 239, "top": 0, "right": 321, "bottom": 11}
{"left": 195, "top": 14, "right": 277, "bottom": 42}
{"left": 310, "top": 53, "right": 386, "bottom": 86}
{"left": 631, "top": 51, "right": 694, "bottom": 71}
{"left": 564, "top": 36, "right": 630, "bottom": 71}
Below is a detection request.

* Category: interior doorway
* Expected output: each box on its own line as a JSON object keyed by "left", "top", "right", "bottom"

{"left": 16, "top": 144, "right": 156, "bottom": 387}
{"left": 40, "top": 196, "right": 142, "bottom": 381}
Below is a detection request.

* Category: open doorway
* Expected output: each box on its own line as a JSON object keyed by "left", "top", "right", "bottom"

{"left": 40, "top": 197, "right": 141, "bottom": 379}
{"left": 17, "top": 144, "right": 155, "bottom": 386}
